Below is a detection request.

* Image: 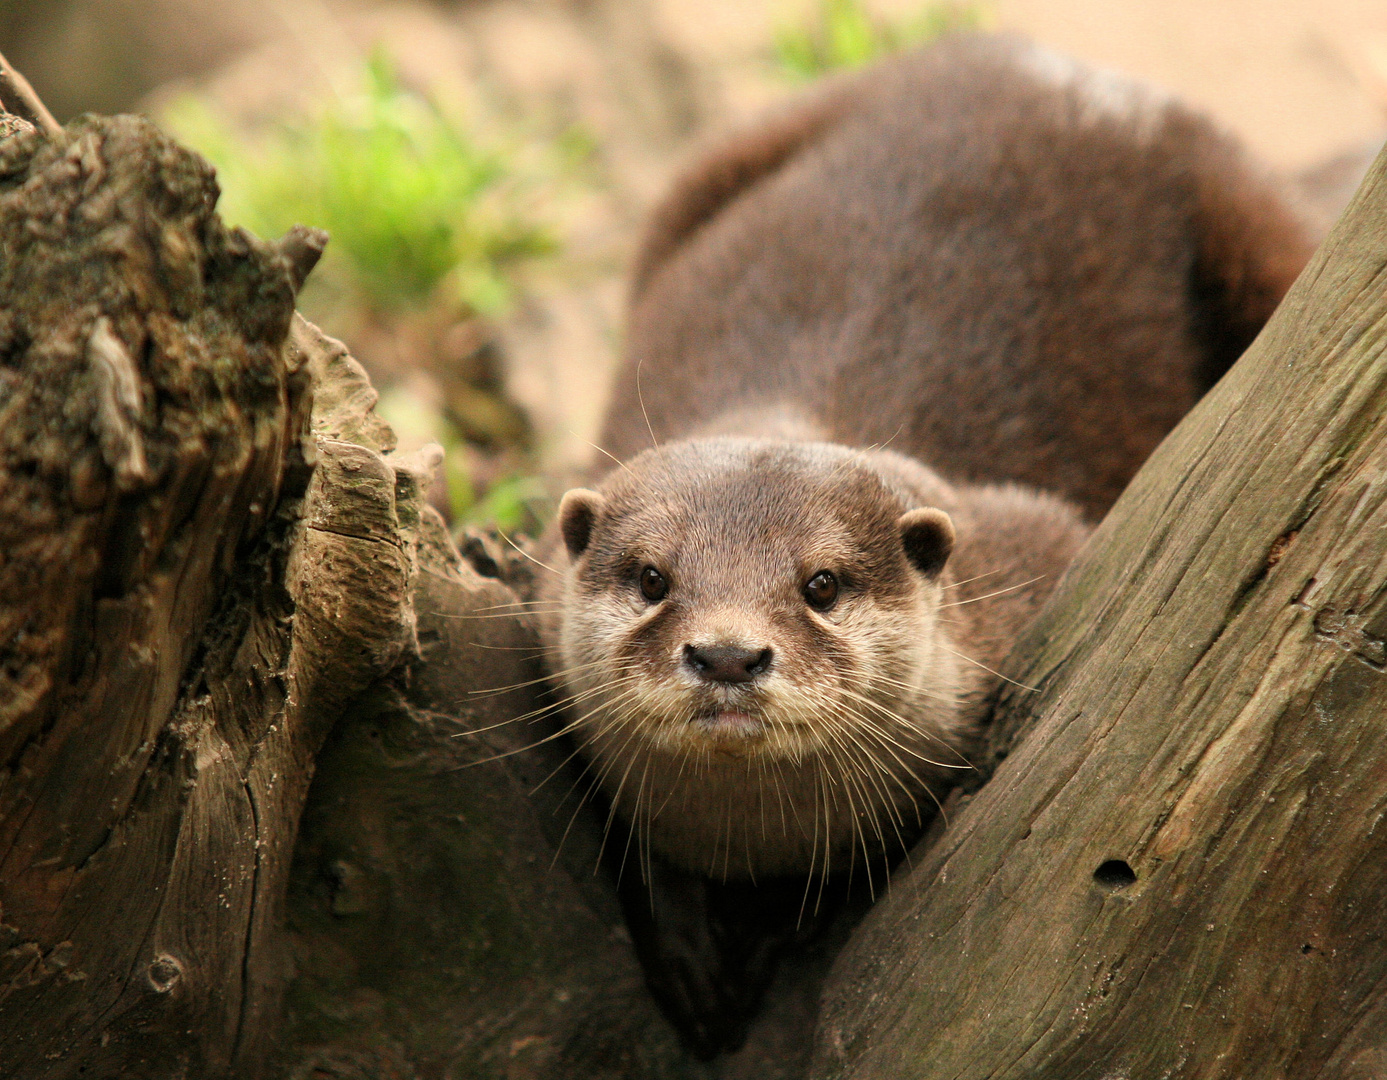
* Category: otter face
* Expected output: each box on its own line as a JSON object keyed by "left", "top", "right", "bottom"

{"left": 544, "top": 439, "right": 970, "bottom": 878}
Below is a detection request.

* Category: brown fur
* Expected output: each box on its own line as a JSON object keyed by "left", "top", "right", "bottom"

{"left": 533, "top": 37, "right": 1312, "bottom": 1057}
{"left": 606, "top": 34, "right": 1313, "bottom": 520}
{"left": 541, "top": 439, "right": 1087, "bottom": 882}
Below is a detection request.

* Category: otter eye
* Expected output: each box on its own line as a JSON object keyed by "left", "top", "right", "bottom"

{"left": 639, "top": 566, "right": 668, "bottom": 602}
{"left": 804, "top": 570, "right": 838, "bottom": 610}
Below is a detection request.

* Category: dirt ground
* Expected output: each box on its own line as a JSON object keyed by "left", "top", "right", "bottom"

{"left": 6, "top": 0, "right": 1386, "bottom": 472}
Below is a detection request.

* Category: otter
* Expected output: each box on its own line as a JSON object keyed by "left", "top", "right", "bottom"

{"left": 545, "top": 437, "right": 1087, "bottom": 882}
{"left": 535, "top": 34, "right": 1311, "bottom": 1058}
{"left": 540, "top": 434, "right": 1090, "bottom": 1057}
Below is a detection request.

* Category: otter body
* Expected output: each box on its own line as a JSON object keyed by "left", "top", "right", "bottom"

{"left": 607, "top": 35, "right": 1311, "bottom": 520}
{"left": 536, "top": 35, "right": 1310, "bottom": 1057}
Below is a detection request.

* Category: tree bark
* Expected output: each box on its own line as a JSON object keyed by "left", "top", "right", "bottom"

{"left": 0, "top": 110, "right": 416, "bottom": 1076}
{"left": 0, "top": 109, "right": 698, "bottom": 1079}
{"left": 810, "top": 144, "right": 1387, "bottom": 1078}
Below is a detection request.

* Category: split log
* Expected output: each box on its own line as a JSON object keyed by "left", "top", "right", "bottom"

{"left": 811, "top": 145, "right": 1387, "bottom": 1078}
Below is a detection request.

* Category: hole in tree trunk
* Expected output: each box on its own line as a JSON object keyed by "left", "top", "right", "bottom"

{"left": 1093, "top": 859, "right": 1137, "bottom": 890}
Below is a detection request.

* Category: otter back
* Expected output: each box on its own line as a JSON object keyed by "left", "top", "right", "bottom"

{"left": 605, "top": 34, "right": 1312, "bottom": 519}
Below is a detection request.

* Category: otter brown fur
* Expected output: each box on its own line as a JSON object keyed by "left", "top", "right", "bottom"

{"left": 605, "top": 34, "right": 1312, "bottom": 521}
{"left": 540, "top": 433, "right": 1089, "bottom": 1058}
{"left": 534, "top": 34, "right": 1312, "bottom": 1058}
{"left": 544, "top": 437, "right": 1087, "bottom": 882}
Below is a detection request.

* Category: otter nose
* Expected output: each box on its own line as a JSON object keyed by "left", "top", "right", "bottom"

{"left": 684, "top": 644, "right": 773, "bottom": 684}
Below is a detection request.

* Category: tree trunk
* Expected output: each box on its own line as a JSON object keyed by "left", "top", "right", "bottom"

{"left": 810, "top": 144, "right": 1387, "bottom": 1078}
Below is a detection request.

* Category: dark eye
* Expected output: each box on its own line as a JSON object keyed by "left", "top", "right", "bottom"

{"left": 639, "top": 566, "right": 668, "bottom": 602}
{"left": 804, "top": 570, "right": 838, "bottom": 610}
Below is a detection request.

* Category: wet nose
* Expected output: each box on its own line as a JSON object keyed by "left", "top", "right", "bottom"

{"left": 683, "top": 644, "right": 773, "bottom": 683}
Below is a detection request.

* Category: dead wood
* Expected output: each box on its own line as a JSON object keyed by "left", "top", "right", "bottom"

{"left": 0, "top": 102, "right": 697, "bottom": 1079}
{"left": 0, "top": 112, "right": 329, "bottom": 1076}
{"left": 811, "top": 143, "right": 1387, "bottom": 1079}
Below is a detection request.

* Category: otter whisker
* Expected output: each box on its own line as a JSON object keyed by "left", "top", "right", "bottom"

{"left": 452, "top": 669, "right": 644, "bottom": 735}
{"left": 616, "top": 755, "right": 655, "bottom": 887}
{"left": 822, "top": 421, "right": 909, "bottom": 485}
{"left": 824, "top": 707, "right": 913, "bottom": 833}
{"left": 547, "top": 754, "right": 604, "bottom": 872}
{"left": 568, "top": 428, "right": 637, "bottom": 477}
{"left": 845, "top": 669, "right": 962, "bottom": 706}
{"left": 833, "top": 685, "right": 972, "bottom": 769}
{"left": 465, "top": 599, "right": 575, "bottom": 613}
{"left": 635, "top": 354, "right": 661, "bottom": 455}
{"left": 816, "top": 729, "right": 877, "bottom": 899}
{"left": 851, "top": 717, "right": 951, "bottom": 825}
{"left": 495, "top": 529, "right": 560, "bottom": 576}
{"left": 552, "top": 696, "right": 667, "bottom": 877}
{"left": 456, "top": 672, "right": 646, "bottom": 759}
{"left": 592, "top": 709, "right": 661, "bottom": 878}
{"left": 811, "top": 766, "right": 835, "bottom": 917}
{"left": 645, "top": 742, "right": 689, "bottom": 827}
{"left": 546, "top": 691, "right": 669, "bottom": 875}
{"left": 938, "top": 574, "right": 1046, "bottom": 608}
{"left": 464, "top": 641, "right": 552, "bottom": 654}
{"left": 465, "top": 656, "right": 615, "bottom": 698}
{"left": 717, "top": 781, "right": 736, "bottom": 881}
{"left": 936, "top": 643, "right": 1043, "bottom": 692}
{"left": 759, "top": 719, "right": 803, "bottom": 840}
{"left": 426, "top": 608, "right": 566, "bottom": 621}
{"left": 455, "top": 697, "right": 638, "bottom": 771}
{"left": 833, "top": 720, "right": 914, "bottom": 871}
{"left": 529, "top": 684, "right": 651, "bottom": 804}
{"left": 824, "top": 690, "right": 952, "bottom": 809}
{"left": 941, "top": 567, "right": 1010, "bottom": 590}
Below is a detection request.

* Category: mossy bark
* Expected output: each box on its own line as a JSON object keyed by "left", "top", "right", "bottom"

{"left": 811, "top": 145, "right": 1387, "bottom": 1079}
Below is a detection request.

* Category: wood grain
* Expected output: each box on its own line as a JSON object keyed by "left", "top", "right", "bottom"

{"left": 812, "top": 144, "right": 1387, "bottom": 1079}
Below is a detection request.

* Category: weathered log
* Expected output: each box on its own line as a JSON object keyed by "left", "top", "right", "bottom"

{"left": 0, "top": 102, "right": 706, "bottom": 1079}
{"left": 810, "top": 146, "right": 1387, "bottom": 1077}
{"left": 0, "top": 112, "right": 415, "bottom": 1076}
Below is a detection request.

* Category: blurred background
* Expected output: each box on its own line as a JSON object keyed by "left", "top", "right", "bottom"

{"left": 4, "top": 0, "right": 1385, "bottom": 531}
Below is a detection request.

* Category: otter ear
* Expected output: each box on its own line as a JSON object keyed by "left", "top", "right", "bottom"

{"left": 558, "top": 488, "right": 605, "bottom": 559}
{"left": 898, "top": 507, "right": 954, "bottom": 579}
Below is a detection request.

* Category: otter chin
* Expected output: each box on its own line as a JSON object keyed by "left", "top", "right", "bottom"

{"left": 692, "top": 709, "right": 765, "bottom": 746}
{"left": 541, "top": 437, "right": 1026, "bottom": 881}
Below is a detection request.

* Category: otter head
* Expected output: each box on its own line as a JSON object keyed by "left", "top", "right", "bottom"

{"left": 544, "top": 440, "right": 970, "bottom": 881}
